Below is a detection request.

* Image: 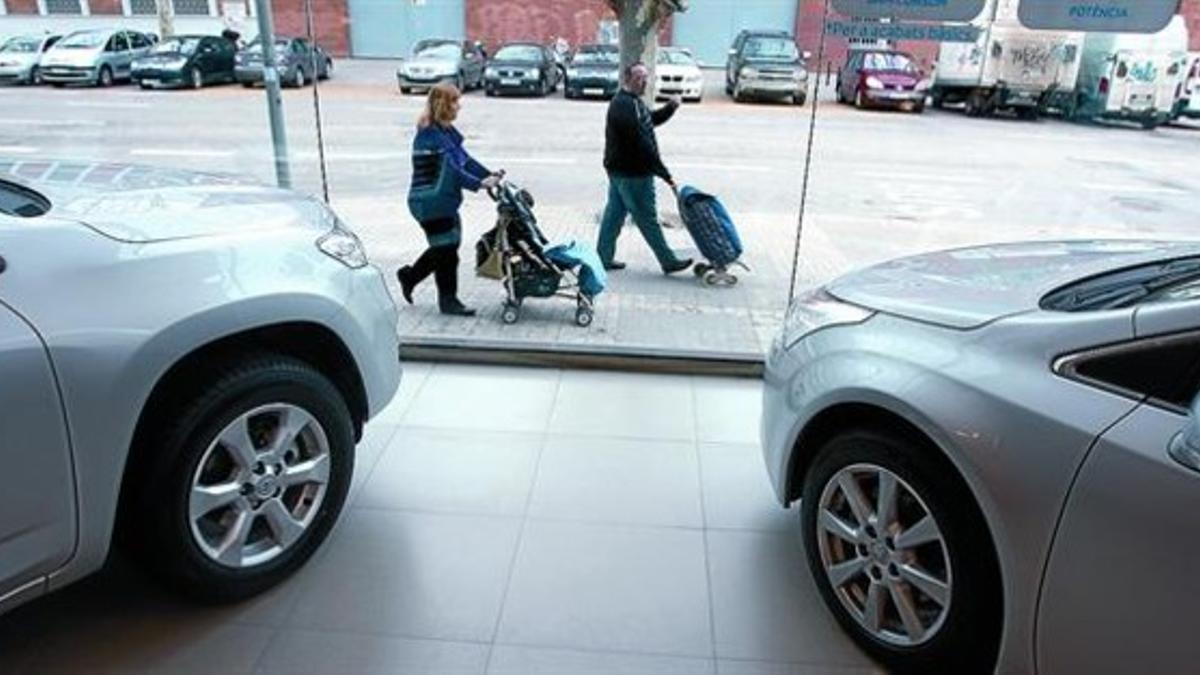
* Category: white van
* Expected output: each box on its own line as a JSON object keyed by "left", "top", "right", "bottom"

{"left": 1174, "top": 51, "right": 1200, "bottom": 120}
{"left": 1071, "top": 15, "right": 1190, "bottom": 129}
{"left": 932, "top": 0, "right": 1083, "bottom": 119}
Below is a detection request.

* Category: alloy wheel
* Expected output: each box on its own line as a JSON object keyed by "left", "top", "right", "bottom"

{"left": 816, "top": 463, "right": 952, "bottom": 647}
{"left": 188, "top": 403, "right": 331, "bottom": 569}
{"left": 191, "top": 68, "right": 203, "bottom": 90}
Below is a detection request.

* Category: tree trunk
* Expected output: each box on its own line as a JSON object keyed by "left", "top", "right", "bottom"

{"left": 155, "top": 0, "right": 176, "bottom": 40}
{"left": 616, "top": 0, "right": 663, "bottom": 103}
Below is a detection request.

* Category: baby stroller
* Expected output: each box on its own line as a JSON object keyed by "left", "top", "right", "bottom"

{"left": 475, "top": 180, "right": 604, "bottom": 327}
{"left": 675, "top": 185, "right": 749, "bottom": 286}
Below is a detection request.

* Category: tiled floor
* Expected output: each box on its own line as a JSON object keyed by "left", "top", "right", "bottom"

{"left": 0, "top": 363, "right": 882, "bottom": 675}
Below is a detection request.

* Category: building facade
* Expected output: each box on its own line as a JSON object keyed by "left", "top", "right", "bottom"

{"left": 2, "top": 0, "right": 1198, "bottom": 63}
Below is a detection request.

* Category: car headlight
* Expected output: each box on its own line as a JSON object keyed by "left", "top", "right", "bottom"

{"left": 741, "top": 66, "right": 759, "bottom": 78}
{"left": 567, "top": 68, "right": 579, "bottom": 79}
{"left": 866, "top": 76, "right": 884, "bottom": 89}
{"left": 485, "top": 67, "right": 498, "bottom": 78}
{"left": 782, "top": 288, "right": 873, "bottom": 349}
{"left": 316, "top": 210, "right": 369, "bottom": 269}
{"left": 606, "top": 70, "right": 619, "bottom": 81}
{"left": 792, "top": 70, "right": 808, "bottom": 81}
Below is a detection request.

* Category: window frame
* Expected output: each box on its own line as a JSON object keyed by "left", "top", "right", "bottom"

{"left": 1055, "top": 330, "right": 1200, "bottom": 415}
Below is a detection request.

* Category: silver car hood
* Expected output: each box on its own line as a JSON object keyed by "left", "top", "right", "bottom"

{"left": 0, "top": 52, "right": 39, "bottom": 67}
{"left": 5, "top": 161, "right": 325, "bottom": 243}
{"left": 41, "top": 48, "right": 101, "bottom": 67}
{"left": 826, "top": 240, "right": 1200, "bottom": 329}
{"left": 405, "top": 55, "right": 458, "bottom": 71}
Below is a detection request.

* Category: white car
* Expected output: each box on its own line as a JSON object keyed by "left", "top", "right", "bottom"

{"left": 0, "top": 160, "right": 401, "bottom": 615}
{"left": 0, "top": 33, "right": 61, "bottom": 85}
{"left": 1177, "top": 51, "right": 1200, "bottom": 119}
{"left": 656, "top": 47, "right": 704, "bottom": 102}
{"left": 39, "top": 29, "right": 154, "bottom": 87}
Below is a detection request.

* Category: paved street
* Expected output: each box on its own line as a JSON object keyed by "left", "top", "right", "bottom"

{"left": 3, "top": 59, "right": 1198, "bottom": 359}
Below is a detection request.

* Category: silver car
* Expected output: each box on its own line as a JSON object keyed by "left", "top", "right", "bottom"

{"left": 762, "top": 241, "right": 1200, "bottom": 674}
{"left": 0, "top": 33, "right": 62, "bottom": 85}
{"left": 397, "top": 38, "right": 486, "bottom": 94}
{"left": 39, "top": 29, "right": 154, "bottom": 87}
{"left": 0, "top": 160, "right": 401, "bottom": 616}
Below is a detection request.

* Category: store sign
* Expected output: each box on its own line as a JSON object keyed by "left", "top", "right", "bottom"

{"left": 831, "top": 0, "right": 987, "bottom": 23}
{"left": 1018, "top": 1, "right": 1177, "bottom": 33}
{"left": 825, "top": 20, "right": 981, "bottom": 43}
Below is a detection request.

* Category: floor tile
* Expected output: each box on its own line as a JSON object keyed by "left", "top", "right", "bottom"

{"left": 717, "top": 660, "right": 883, "bottom": 675}
{"left": 348, "top": 422, "right": 402, "bottom": 503}
{"left": 371, "top": 361, "right": 435, "bottom": 426}
{"left": 403, "top": 365, "right": 560, "bottom": 433}
{"left": 529, "top": 436, "right": 702, "bottom": 528}
{"left": 706, "top": 531, "right": 872, "bottom": 666}
{"left": 550, "top": 371, "right": 695, "bottom": 441}
{"left": 359, "top": 428, "right": 541, "bottom": 516}
{"left": 699, "top": 444, "right": 795, "bottom": 533}
{"left": 256, "top": 629, "right": 488, "bottom": 675}
{"left": 497, "top": 521, "right": 711, "bottom": 657}
{"left": 693, "top": 377, "right": 763, "bottom": 445}
{"left": 287, "top": 509, "right": 521, "bottom": 642}
{"left": 487, "top": 645, "right": 715, "bottom": 674}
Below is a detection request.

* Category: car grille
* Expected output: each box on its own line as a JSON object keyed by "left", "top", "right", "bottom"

{"left": 757, "top": 69, "right": 795, "bottom": 81}
{"left": 661, "top": 75, "right": 685, "bottom": 83}
{"left": 43, "top": 66, "right": 91, "bottom": 75}
{"left": 497, "top": 69, "right": 531, "bottom": 79}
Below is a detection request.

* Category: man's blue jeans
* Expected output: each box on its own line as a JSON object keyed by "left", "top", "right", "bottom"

{"left": 597, "top": 174, "right": 680, "bottom": 268}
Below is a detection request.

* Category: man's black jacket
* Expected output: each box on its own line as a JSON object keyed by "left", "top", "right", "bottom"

{"left": 603, "top": 89, "right": 678, "bottom": 182}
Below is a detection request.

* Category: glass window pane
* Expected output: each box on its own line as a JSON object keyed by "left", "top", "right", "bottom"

{"left": 173, "top": 0, "right": 211, "bottom": 16}
{"left": 44, "top": 0, "right": 82, "bottom": 15}
{"left": 129, "top": 0, "right": 157, "bottom": 15}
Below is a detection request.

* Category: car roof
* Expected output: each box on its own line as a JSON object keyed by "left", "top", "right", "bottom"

{"left": 578, "top": 43, "right": 618, "bottom": 51}
{"left": 498, "top": 42, "right": 544, "bottom": 48}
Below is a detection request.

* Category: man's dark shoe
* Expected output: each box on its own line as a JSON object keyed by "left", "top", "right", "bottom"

{"left": 603, "top": 260, "right": 627, "bottom": 271}
{"left": 396, "top": 266, "right": 416, "bottom": 305}
{"left": 439, "top": 300, "right": 477, "bottom": 317}
{"left": 662, "top": 258, "right": 693, "bottom": 275}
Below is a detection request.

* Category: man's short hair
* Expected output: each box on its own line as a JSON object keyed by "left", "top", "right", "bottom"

{"left": 625, "top": 61, "right": 647, "bottom": 80}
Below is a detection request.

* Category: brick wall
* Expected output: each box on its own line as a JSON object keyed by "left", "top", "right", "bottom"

{"left": 465, "top": 0, "right": 672, "bottom": 53}
{"left": 270, "top": 0, "right": 350, "bottom": 56}
{"left": 89, "top": 0, "right": 124, "bottom": 15}
{"left": 4, "top": 0, "right": 40, "bottom": 14}
{"left": 1183, "top": 0, "right": 1200, "bottom": 50}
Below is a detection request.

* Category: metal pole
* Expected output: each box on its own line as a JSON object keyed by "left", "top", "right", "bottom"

{"left": 303, "top": 0, "right": 330, "bottom": 203}
{"left": 253, "top": 0, "right": 291, "bottom": 189}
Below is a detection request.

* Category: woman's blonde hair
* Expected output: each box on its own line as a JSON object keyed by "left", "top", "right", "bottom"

{"left": 419, "top": 82, "right": 461, "bottom": 128}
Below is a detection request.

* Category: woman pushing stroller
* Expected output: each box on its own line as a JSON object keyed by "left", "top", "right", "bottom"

{"left": 397, "top": 83, "right": 503, "bottom": 317}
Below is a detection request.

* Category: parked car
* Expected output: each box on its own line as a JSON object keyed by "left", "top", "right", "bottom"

{"left": 0, "top": 33, "right": 61, "bottom": 85}
{"left": 0, "top": 159, "right": 401, "bottom": 616}
{"left": 656, "top": 46, "right": 703, "bottom": 103}
{"left": 39, "top": 29, "right": 154, "bottom": 87}
{"left": 563, "top": 43, "right": 620, "bottom": 99}
{"left": 396, "top": 38, "right": 486, "bottom": 94}
{"left": 485, "top": 42, "right": 560, "bottom": 97}
{"left": 725, "top": 29, "right": 808, "bottom": 105}
{"left": 132, "top": 34, "right": 236, "bottom": 90}
{"left": 837, "top": 50, "right": 927, "bottom": 113}
{"left": 235, "top": 37, "right": 331, "bottom": 89}
{"left": 761, "top": 240, "right": 1200, "bottom": 674}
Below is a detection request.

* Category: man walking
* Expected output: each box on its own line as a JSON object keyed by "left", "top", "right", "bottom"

{"left": 597, "top": 61, "right": 692, "bottom": 274}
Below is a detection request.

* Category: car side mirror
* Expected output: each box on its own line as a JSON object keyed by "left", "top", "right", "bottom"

{"left": 1168, "top": 394, "right": 1200, "bottom": 473}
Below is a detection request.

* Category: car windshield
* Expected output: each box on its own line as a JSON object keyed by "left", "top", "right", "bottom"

{"left": 59, "top": 32, "right": 107, "bottom": 49}
{"left": 659, "top": 50, "right": 696, "bottom": 66}
{"left": 416, "top": 43, "right": 459, "bottom": 59}
{"left": 572, "top": 48, "right": 617, "bottom": 65}
{"left": 744, "top": 37, "right": 798, "bottom": 61}
{"left": 246, "top": 39, "right": 291, "bottom": 53}
{"left": 494, "top": 45, "right": 542, "bottom": 61}
{"left": 0, "top": 37, "right": 40, "bottom": 54}
{"left": 1042, "top": 257, "right": 1200, "bottom": 311}
{"left": 152, "top": 38, "right": 201, "bottom": 55}
{"left": 864, "top": 53, "right": 917, "bottom": 72}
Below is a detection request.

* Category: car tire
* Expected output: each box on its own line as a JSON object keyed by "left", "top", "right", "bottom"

{"left": 801, "top": 430, "right": 1002, "bottom": 675}
{"left": 854, "top": 89, "right": 866, "bottom": 109}
{"left": 123, "top": 353, "right": 354, "bottom": 603}
{"left": 455, "top": 73, "right": 464, "bottom": 92}
{"left": 190, "top": 67, "right": 204, "bottom": 90}
{"left": 733, "top": 79, "right": 747, "bottom": 103}
{"left": 320, "top": 59, "right": 332, "bottom": 80}
{"left": 29, "top": 66, "right": 42, "bottom": 86}
{"left": 400, "top": 85, "right": 412, "bottom": 94}
{"left": 98, "top": 66, "right": 114, "bottom": 88}
{"left": 292, "top": 68, "right": 306, "bottom": 89}
{"left": 793, "top": 92, "right": 807, "bottom": 106}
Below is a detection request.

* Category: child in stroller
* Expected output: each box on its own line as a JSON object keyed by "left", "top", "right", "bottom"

{"left": 475, "top": 179, "right": 605, "bottom": 326}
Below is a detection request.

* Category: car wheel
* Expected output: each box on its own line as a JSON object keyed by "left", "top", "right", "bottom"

{"left": 455, "top": 73, "right": 464, "bottom": 92}
{"left": 98, "top": 66, "right": 114, "bottom": 88}
{"left": 801, "top": 430, "right": 1001, "bottom": 674}
{"left": 293, "top": 68, "right": 306, "bottom": 88}
{"left": 400, "top": 85, "right": 412, "bottom": 94}
{"left": 29, "top": 66, "right": 42, "bottom": 86}
{"left": 793, "top": 92, "right": 807, "bottom": 106}
{"left": 854, "top": 89, "right": 866, "bottom": 109}
{"left": 321, "top": 59, "right": 332, "bottom": 80}
{"left": 124, "top": 354, "right": 354, "bottom": 602}
{"left": 733, "top": 79, "right": 747, "bottom": 103}
{"left": 190, "top": 67, "right": 204, "bottom": 90}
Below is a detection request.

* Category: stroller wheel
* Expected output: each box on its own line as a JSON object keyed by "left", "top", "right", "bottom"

{"left": 575, "top": 307, "right": 594, "bottom": 328}
{"left": 693, "top": 263, "right": 710, "bottom": 278}
{"left": 501, "top": 303, "right": 521, "bottom": 325}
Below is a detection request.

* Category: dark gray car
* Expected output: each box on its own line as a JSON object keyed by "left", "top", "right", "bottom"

{"left": 235, "top": 37, "right": 331, "bottom": 89}
{"left": 725, "top": 29, "right": 809, "bottom": 105}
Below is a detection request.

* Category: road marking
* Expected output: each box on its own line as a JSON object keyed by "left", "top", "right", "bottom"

{"left": 0, "top": 145, "right": 39, "bottom": 154}
{"left": 1082, "top": 183, "right": 1189, "bottom": 196}
{"left": 0, "top": 118, "right": 106, "bottom": 127}
{"left": 490, "top": 157, "right": 579, "bottom": 165}
{"left": 130, "top": 148, "right": 236, "bottom": 159}
{"left": 66, "top": 100, "right": 151, "bottom": 110}
{"left": 295, "top": 150, "right": 409, "bottom": 161}
{"left": 674, "top": 161, "right": 772, "bottom": 173}
{"left": 854, "top": 170, "right": 985, "bottom": 184}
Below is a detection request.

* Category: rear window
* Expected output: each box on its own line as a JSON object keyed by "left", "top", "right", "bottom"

{"left": 0, "top": 179, "right": 51, "bottom": 218}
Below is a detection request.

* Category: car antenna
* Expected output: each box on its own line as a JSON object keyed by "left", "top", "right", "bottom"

{"left": 304, "top": 0, "right": 330, "bottom": 203}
